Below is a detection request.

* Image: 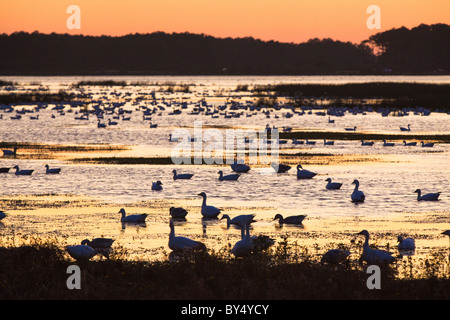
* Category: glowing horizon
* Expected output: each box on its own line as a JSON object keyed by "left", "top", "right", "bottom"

{"left": 0, "top": 0, "right": 449, "bottom": 44}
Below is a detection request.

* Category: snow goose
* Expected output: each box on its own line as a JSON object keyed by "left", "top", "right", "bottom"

{"left": 296, "top": 164, "right": 317, "bottom": 179}
{"left": 382, "top": 140, "right": 395, "bottom": 147}
{"left": 198, "top": 192, "right": 221, "bottom": 218}
{"left": 119, "top": 208, "right": 148, "bottom": 223}
{"left": 168, "top": 220, "right": 206, "bottom": 252}
{"left": 221, "top": 214, "right": 255, "bottom": 228}
{"left": 231, "top": 223, "right": 253, "bottom": 258}
{"left": 97, "top": 120, "right": 107, "bottom": 128}
{"left": 81, "top": 238, "right": 115, "bottom": 249}
{"left": 397, "top": 236, "right": 416, "bottom": 251}
{"left": 169, "top": 133, "right": 180, "bottom": 142}
{"left": 66, "top": 245, "right": 97, "bottom": 261}
{"left": 45, "top": 164, "right": 61, "bottom": 174}
{"left": 151, "top": 181, "right": 163, "bottom": 191}
{"left": 321, "top": 249, "right": 351, "bottom": 264}
{"left": 292, "top": 138, "right": 304, "bottom": 145}
{"left": 273, "top": 214, "right": 306, "bottom": 225}
{"left": 173, "top": 169, "right": 193, "bottom": 180}
{"left": 13, "top": 165, "right": 33, "bottom": 176}
{"left": 421, "top": 141, "right": 434, "bottom": 147}
{"left": 403, "top": 140, "right": 417, "bottom": 146}
{"left": 356, "top": 230, "right": 395, "bottom": 265}
{"left": 325, "top": 178, "right": 343, "bottom": 190}
{"left": 2, "top": 146, "right": 17, "bottom": 156}
{"left": 271, "top": 162, "right": 291, "bottom": 173}
{"left": 218, "top": 170, "right": 240, "bottom": 181}
{"left": 351, "top": 179, "right": 365, "bottom": 203}
{"left": 361, "top": 140, "right": 374, "bottom": 146}
{"left": 230, "top": 160, "right": 250, "bottom": 173}
{"left": 414, "top": 189, "right": 440, "bottom": 201}
{"left": 400, "top": 124, "right": 411, "bottom": 132}
{"left": 169, "top": 207, "right": 189, "bottom": 219}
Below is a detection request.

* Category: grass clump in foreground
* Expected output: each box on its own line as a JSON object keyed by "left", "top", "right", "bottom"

{"left": 0, "top": 235, "right": 449, "bottom": 299}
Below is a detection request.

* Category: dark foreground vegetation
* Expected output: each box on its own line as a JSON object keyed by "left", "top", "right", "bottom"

{"left": 0, "top": 24, "right": 448, "bottom": 75}
{"left": 0, "top": 237, "right": 449, "bottom": 300}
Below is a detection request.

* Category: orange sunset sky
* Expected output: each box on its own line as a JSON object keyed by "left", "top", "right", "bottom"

{"left": 0, "top": 0, "right": 449, "bottom": 43}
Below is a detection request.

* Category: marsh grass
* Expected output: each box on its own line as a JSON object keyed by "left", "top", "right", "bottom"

{"left": 0, "top": 235, "right": 449, "bottom": 299}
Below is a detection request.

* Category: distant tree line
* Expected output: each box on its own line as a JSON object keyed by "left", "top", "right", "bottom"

{"left": 0, "top": 23, "right": 448, "bottom": 75}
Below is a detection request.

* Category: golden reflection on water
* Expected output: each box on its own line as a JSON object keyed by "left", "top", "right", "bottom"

{"left": 1, "top": 194, "right": 449, "bottom": 265}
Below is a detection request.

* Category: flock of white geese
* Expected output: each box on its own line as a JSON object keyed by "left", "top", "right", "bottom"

{"left": 1, "top": 156, "right": 443, "bottom": 265}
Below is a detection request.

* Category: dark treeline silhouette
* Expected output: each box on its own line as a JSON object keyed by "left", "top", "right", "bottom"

{"left": 0, "top": 23, "right": 448, "bottom": 75}
{"left": 364, "top": 24, "right": 450, "bottom": 74}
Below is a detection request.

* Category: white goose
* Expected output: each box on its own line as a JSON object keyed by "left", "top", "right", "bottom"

{"left": 230, "top": 161, "right": 250, "bottom": 173}
{"left": 2, "top": 146, "right": 17, "bottom": 156}
{"left": 296, "top": 164, "right": 317, "bottom": 179}
{"left": 271, "top": 162, "right": 291, "bottom": 173}
{"left": 325, "top": 178, "right": 342, "bottom": 190}
{"left": 231, "top": 223, "right": 253, "bottom": 258}
{"left": 198, "top": 192, "right": 221, "bottom": 218}
{"left": 421, "top": 141, "right": 434, "bottom": 147}
{"left": 66, "top": 245, "right": 97, "bottom": 261}
{"left": 273, "top": 214, "right": 306, "bottom": 225}
{"left": 382, "top": 140, "right": 395, "bottom": 147}
{"left": 218, "top": 171, "right": 240, "bottom": 181}
{"left": 221, "top": 214, "right": 255, "bottom": 228}
{"left": 321, "top": 249, "right": 351, "bottom": 264}
{"left": 119, "top": 208, "right": 148, "bottom": 223}
{"left": 173, "top": 169, "right": 194, "bottom": 180}
{"left": 414, "top": 189, "right": 440, "bottom": 201}
{"left": 351, "top": 179, "right": 365, "bottom": 203}
{"left": 168, "top": 220, "right": 206, "bottom": 252}
{"left": 356, "top": 230, "right": 395, "bottom": 265}
{"left": 397, "top": 236, "right": 416, "bottom": 251}
{"left": 13, "top": 165, "right": 34, "bottom": 176}
{"left": 151, "top": 181, "right": 163, "bottom": 191}
{"left": 45, "top": 164, "right": 61, "bottom": 174}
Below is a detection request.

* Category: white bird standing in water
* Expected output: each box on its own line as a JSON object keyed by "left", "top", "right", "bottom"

{"left": 356, "top": 230, "right": 395, "bottom": 265}
{"left": 198, "top": 192, "right": 221, "bottom": 218}
{"left": 351, "top": 179, "right": 365, "bottom": 203}
{"left": 221, "top": 214, "right": 255, "bottom": 228}
{"left": 231, "top": 222, "right": 253, "bottom": 258}
{"left": 168, "top": 220, "right": 206, "bottom": 252}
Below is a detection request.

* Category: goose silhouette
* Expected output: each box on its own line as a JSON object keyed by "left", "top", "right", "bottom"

{"left": 198, "top": 192, "right": 221, "bottom": 218}
{"left": 356, "top": 230, "right": 395, "bottom": 265}
{"left": 351, "top": 179, "right": 365, "bottom": 203}
{"left": 168, "top": 220, "right": 206, "bottom": 252}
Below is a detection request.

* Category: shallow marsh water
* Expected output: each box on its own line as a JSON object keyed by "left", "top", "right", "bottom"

{"left": 0, "top": 76, "right": 449, "bottom": 268}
